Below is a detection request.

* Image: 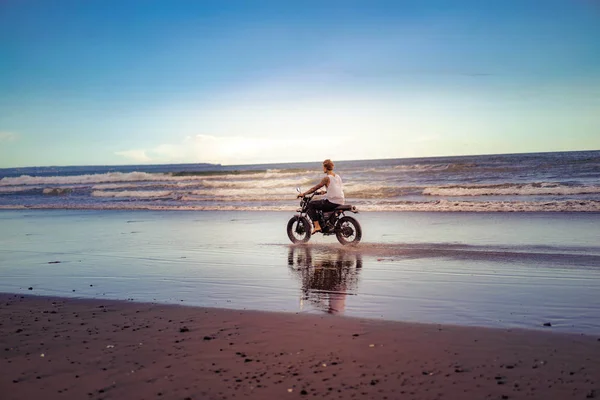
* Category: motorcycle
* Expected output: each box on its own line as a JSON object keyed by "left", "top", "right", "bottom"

{"left": 287, "top": 188, "right": 362, "bottom": 246}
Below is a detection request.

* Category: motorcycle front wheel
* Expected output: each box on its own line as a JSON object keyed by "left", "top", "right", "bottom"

{"left": 287, "top": 216, "right": 312, "bottom": 244}
{"left": 335, "top": 216, "right": 362, "bottom": 246}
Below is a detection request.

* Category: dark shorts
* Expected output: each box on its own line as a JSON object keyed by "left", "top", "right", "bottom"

{"left": 307, "top": 199, "right": 339, "bottom": 221}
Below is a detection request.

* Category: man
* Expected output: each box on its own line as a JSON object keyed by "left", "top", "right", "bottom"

{"left": 297, "top": 159, "right": 345, "bottom": 234}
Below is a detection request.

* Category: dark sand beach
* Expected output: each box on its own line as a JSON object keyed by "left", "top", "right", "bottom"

{"left": 1, "top": 294, "right": 599, "bottom": 400}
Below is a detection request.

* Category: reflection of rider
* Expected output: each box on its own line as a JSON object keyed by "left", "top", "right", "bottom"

{"left": 297, "top": 159, "right": 345, "bottom": 234}
{"left": 288, "top": 246, "right": 362, "bottom": 314}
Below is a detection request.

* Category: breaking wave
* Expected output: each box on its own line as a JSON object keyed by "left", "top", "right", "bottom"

{"left": 0, "top": 172, "right": 173, "bottom": 186}
{"left": 2, "top": 151, "right": 599, "bottom": 212}
{"left": 392, "top": 163, "right": 479, "bottom": 172}
{"left": 423, "top": 183, "right": 600, "bottom": 197}
{"left": 0, "top": 171, "right": 255, "bottom": 186}
{"left": 2, "top": 199, "right": 599, "bottom": 212}
{"left": 91, "top": 190, "right": 175, "bottom": 199}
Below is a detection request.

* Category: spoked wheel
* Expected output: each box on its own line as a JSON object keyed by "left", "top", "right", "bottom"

{"left": 287, "top": 216, "right": 312, "bottom": 244}
{"left": 335, "top": 216, "right": 362, "bottom": 246}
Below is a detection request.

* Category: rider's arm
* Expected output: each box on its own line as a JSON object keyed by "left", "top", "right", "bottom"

{"left": 301, "top": 176, "right": 329, "bottom": 197}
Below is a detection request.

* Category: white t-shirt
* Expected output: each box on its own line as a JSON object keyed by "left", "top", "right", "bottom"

{"left": 326, "top": 174, "right": 345, "bottom": 205}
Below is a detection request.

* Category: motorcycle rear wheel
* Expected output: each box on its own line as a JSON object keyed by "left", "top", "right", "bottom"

{"left": 287, "top": 216, "right": 312, "bottom": 244}
{"left": 335, "top": 216, "right": 362, "bottom": 246}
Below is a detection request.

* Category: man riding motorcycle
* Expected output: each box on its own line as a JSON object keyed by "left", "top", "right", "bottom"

{"left": 297, "top": 159, "right": 345, "bottom": 234}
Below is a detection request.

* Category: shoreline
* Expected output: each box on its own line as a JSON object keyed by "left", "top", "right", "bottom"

{"left": 1, "top": 294, "right": 598, "bottom": 399}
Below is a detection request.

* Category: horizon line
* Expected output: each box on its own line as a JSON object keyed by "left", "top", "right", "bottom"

{"left": 2, "top": 148, "right": 599, "bottom": 171}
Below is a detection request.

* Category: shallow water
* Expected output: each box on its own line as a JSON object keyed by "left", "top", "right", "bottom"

{"left": 1, "top": 210, "right": 599, "bottom": 333}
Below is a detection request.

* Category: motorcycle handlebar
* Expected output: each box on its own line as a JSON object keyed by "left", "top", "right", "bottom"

{"left": 297, "top": 190, "right": 326, "bottom": 199}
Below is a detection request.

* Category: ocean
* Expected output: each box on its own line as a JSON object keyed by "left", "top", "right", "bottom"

{"left": 1, "top": 150, "right": 599, "bottom": 212}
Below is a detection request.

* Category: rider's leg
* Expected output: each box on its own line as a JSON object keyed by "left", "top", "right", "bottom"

{"left": 307, "top": 200, "right": 325, "bottom": 233}
{"left": 321, "top": 199, "right": 339, "bottom": 213}
{"left": 318, "top": 200, "right": 340, "bottom": 231}
{"left": 312, "top": 220, "right": 322, "bottom": 233}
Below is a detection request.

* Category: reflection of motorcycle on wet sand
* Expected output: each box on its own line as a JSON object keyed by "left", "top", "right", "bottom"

{"left": 288, "top": 246, "right": 362, "bottom": 314}
{"left": 287, "top": 189, "right": 362, "bottom": 245}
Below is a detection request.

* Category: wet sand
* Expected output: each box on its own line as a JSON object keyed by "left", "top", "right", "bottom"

{"left": 2, "top": 210, "right": 600, "bottom": 333}
{"left": 1, "top": 294, "right": 598, "bottom": 400}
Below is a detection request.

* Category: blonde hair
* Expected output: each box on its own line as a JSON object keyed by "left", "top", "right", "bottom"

{"left": 323, "top": 159, "right": 334, "bottom": 171}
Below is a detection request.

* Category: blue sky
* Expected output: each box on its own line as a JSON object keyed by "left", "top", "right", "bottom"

{"left": 1, "top": 0, "right": 599, "bottom": 167}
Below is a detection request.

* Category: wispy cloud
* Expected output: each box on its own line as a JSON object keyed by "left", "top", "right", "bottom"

{"left": 0, "top": 132, "right": 19, "bottom": 142}
{"left": 114, "top": 149, "right": 152, "bottom": 163}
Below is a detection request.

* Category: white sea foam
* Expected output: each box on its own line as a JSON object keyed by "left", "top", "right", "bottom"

{"left": 92, "top": 183, "right": 160, "bottom": 190}
{"left": 390, "top": 163, "right": 479, "bottom": 172}
{"left": 393, "top": 164, "right": 449, "bottom": 172}
{"left": 0, "top": 172, "right": 172, "bottom": 186}
{"left": 358, "top": 200, "right": 600, "bottom": 212}
{"left": 262, "top": 169, "right": 312, "bottom": 178}
{"left": 423, "top": 183, "right": 600, "bottom": 196}
{"left": 91, "top": 190, "right": 174, "bottom": 199}
{"left": 0, "top": 171, "right": 314, "bottom": 190}
{"left": 86, "top": 180, "right": 401, "bottom": 198}
{"left": 2, "top": 152, "right": 599, "bottom": 213}
{"left": 199, "top": 177, "right": 312, "bottom": 189}
{"left": 2, "top": 199, "right": 599, "bottom": 212}
{"left": 91, "top": 181, "right": 210, "bottom": 190}
{"left": 189, "top": 187, "right": 293, "bottom": 197}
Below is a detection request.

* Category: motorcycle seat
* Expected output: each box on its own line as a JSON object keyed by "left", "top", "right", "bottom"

{"left": 334, "top": 204, "right": 353, "bottom": 211}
